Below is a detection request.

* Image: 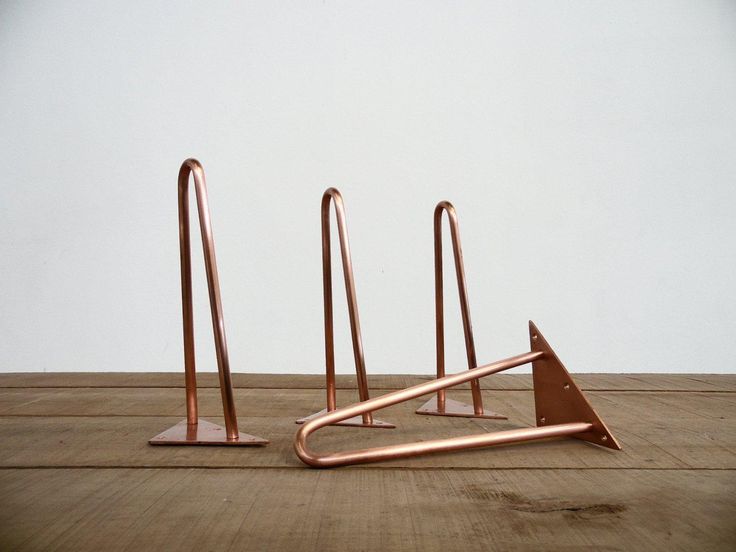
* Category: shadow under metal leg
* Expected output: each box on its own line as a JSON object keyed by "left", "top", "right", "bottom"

{"left": 149, "top": 159, "right": 268, "bottom": 446}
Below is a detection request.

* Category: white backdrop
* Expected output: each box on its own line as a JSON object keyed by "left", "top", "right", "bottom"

{"left": 1, "top": 1, "right": 735, "bottom": 375}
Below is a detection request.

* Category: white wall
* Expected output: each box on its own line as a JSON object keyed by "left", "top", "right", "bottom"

{"left": 1, "top": 1, "right": 735, "bottom": 375}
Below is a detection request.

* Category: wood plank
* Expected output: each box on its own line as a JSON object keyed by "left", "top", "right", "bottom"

{"left": 1, "top": 386, "right": 735, "bottom": 423}
{"left": 0, "top": 373, "right": 734, "bottom": 551}
{"left": 0, "top": 468, "right": 733, "bottom": 551}
{"left": 0, "top": 384, "right": 734, "bottom": 470}
{"left": 0, "top": 389, "right": 733, "bottom": 469}
{"left": 1, "top": 372, "right": 734, "bottom": 391}
{"left": 0, "top": 372, "right": 527, "bottom": 390}
{"left": 0, "top": 387, "right": 522, "bottom": 417}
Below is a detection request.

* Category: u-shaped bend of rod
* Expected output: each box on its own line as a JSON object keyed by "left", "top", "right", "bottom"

{"left": 178, "top": 158, "right": 239, "bottom": 439}
{"left": 294, "top": 350, "right": 592, "bottom": 468}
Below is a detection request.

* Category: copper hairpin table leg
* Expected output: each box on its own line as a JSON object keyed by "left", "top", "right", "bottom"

{"left": 297, "top": 188, "right": 395, "bottom": 429}
{"left": 149, "top": 159, "right": 268, "bottom": 446}
{"left": 295, "top": 321, "right": 621, "bottom": 468}
{"left": 416, "top": 201, "right": 506, "bottom": 420}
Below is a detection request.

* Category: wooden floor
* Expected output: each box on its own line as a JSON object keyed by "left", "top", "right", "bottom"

{"left": 0, "top": 373, "right": 734, "bottom": 551}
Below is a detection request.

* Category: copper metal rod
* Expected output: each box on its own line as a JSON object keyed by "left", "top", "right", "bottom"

{"left": 434, "top": 201, "right": 483, "bottom": 414}
{"left": 295, "top": 351, "right": 543, "bottom": 467}
{"left": 295, "top": 321, "right": 622, "bottom": 466}
{"left": 150, "top": 159, "right": 268, "bottom": 445}
{"left": 178, "top": 159, "right": 239, "bottom": 439}
{"left": 322, "top": 188, "right": 372, "bottom": 423}
{"left": 297, "top": 189, "right": 394, "bottom": 428}
{"left": 416, "top": 201, "right": 505, "bottom": 420}
{"left": 301, "top": 422, "right": 591, "bottom": 468}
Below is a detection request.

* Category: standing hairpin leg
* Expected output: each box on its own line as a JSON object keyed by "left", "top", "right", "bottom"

{"left": 149, "top": 159, "right": 268, "bottom": 446}
{"left": 296, "top": 188, "right": 394, "bottom": 428}
{"left": 416, "top": 202, "right": 506, "bottom": 419}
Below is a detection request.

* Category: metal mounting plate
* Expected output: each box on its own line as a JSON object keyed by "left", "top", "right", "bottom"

{"left": 530, "top": 321, "right": 621, "bottom": 450}
{"left": 149, "top": 419, "right": 269, "bottom": 446}
{"left": 415, "top": 396, "right": 508, "bottom": 419}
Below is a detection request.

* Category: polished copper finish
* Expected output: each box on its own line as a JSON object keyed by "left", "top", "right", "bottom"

{"left": 149, "top": 159, "right": 268, "bottom": 446}
{"left": 296, "top": 188, "right": 394, "bottom": 428}
{"left": 416, "top": 201, "right": 506, "bottom": 419}
{"left": 294, "top": 321, "right": 621, "bottom": 468}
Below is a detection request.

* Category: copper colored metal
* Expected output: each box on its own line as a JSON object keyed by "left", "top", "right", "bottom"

{"left": 297, "top": 409, "right": 394, "bottom": 428}
{"left": 416, "top": 201, "right": 506, "bottom": 420}
{"left": 296, "top": 188, "right": 395, "bottom": 429}
{"left": 416, "top": 396, "right": 499, "bottom": 418}
{"left": 529, "top": 321, "right": 619, "bottom": 448}
{"left": 149, "top": 159, "right": 268, "bottom": 446}
{"left": 150, "top": 419, "right": 267, "bottom": 446}
{"left": 294, "top": 321, "right": 621, "bottom": 468}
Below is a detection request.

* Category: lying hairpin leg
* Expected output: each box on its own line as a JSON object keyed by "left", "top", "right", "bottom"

{"left": 296, "top": 188, "right": 394, "bottom": 428}
{"left": 416, "top": 201, "right": 506, "bottom": 420}
{"left": 295, "top": 321, "right": 620, "bottom": 467}
{"left": 149, "top": 159, "right": 268, "bottom": 446}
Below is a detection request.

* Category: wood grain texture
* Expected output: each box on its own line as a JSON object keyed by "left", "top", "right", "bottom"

{"left": 0, "top": 468, "right": 733, "bottom": 551}
{"left": 2, "top": 372, "right": 734, "bottom": 391}
{"left": 0, "top": 373, "right": 734, "bottom": 551}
